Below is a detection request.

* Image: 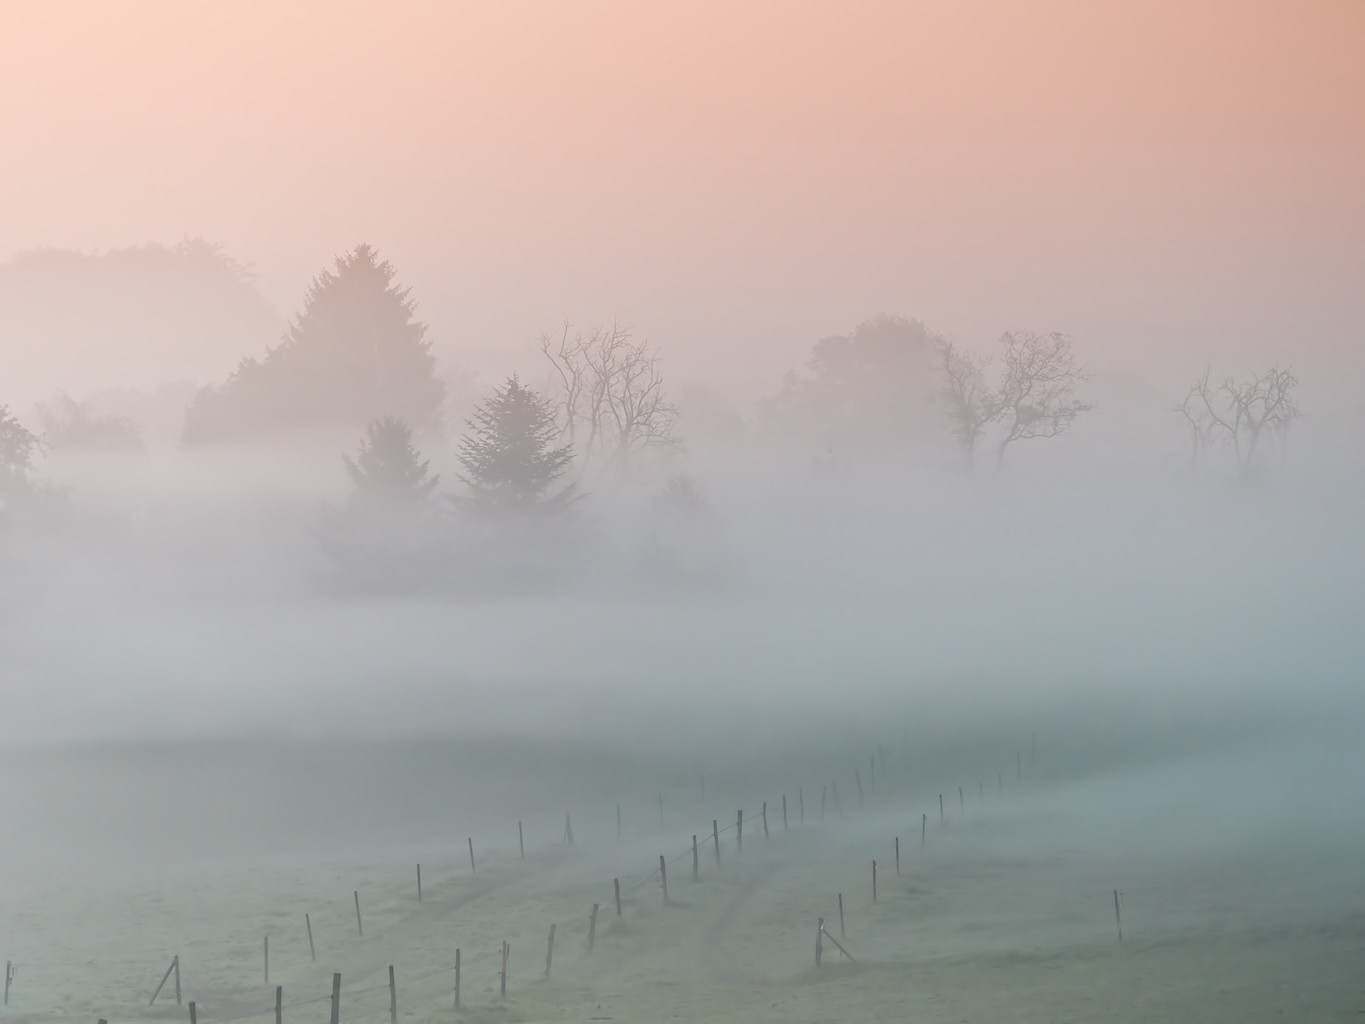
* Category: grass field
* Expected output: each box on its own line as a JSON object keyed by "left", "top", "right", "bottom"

{"left": 1, "top": 730, "right": 1363, "bottom": 1024}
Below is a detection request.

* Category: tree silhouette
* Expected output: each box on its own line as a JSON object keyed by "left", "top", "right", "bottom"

{"left": 0, "top": 405, "right": 40, "bottom": 516}
{"left": 455, "top": 376, "right": 576, "bottom": 516}
{"left": 185, "top": 245, "right": 443, "bottom": 441}
{"left": 343, "top": 417, "right": 439, "bottom": 513}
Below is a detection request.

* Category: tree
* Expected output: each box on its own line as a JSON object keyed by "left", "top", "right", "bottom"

{"left": 1176, "top": 365, "right": 1300, "bottom": 475}
{"left": 761, "top": 315, "right": 942, "bottom": 456}
{"left": 0, "top": 405, "right": 40, "bottom": 515}
{"left": 342, "top": 417, "right": 439, "bottom": 513}
{"left": 455, "top": 376, "right": 577, "bottom": 516}
{"left": 36, "top": 392, "right": 143, "bottom": 453}
{"left": 184, "top": 244, "right": 444, "bottom": 441}
{"left": 540, "top": 321, "right": 680, "bottom": 478}
{"left": 992, "top": 331, "right": 1091, "bottom": 471}
{"left": 934, "top": 339, "right": 996, "bottom": 470}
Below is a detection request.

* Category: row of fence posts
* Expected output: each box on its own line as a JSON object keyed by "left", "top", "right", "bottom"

{"left": 112, "top": 740, "right": 1060, "bottom": 1016}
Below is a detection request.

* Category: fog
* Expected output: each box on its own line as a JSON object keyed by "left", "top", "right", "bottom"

{"left": 2, "top": 3, "right": 1364, "bottom": 1021}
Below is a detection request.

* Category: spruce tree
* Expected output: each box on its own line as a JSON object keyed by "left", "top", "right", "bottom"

{"left": 185, "top": 244, "right": 444, "bottom": 440}
{"left": 343, "top": 416, "right": 439, "bottom": 513}
{"left": 456, "top": 376, "right": 576, "bottom": 516}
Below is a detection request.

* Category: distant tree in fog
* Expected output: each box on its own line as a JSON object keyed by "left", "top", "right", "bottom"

{"left": 761, "top": 315, "right": 941, "bottom": 457}
{"left": 36, "top": 392, "right": 143, "bottom": 453}
{"left": 540, "top": 321, "right": 681, "bottom": 479}
{"left": 933, "top": 339, "right": 996, "bottom": 470}
{"left": 1175, "top": 365, "right": 1300, "bottom": 475}
{"left": 0, "top": 405, "right": 40, "bottom": 517}
{"left": 454, "top": 376, "right": 578, "bottom": 517}
{"left": 991, "top": 331, "right": 1092, "bottom": 471}
{"left": 644, "top": 473, "right": 723, "bottom": 581}
{"left": 184, "top": 245, "right": 444, "bottom": 442}
{"left": 316, "top": 417, "right": 442, "bottom": 590}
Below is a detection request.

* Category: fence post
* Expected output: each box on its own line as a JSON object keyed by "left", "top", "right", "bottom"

{"left": 838, "top": 893, "right": 845, "bottom": 939}
{"left": 264, "top": 935, "right": 269, "bottom": 987}
{"left": 4, "top": 961, "right": 10, "bottom": 1006}
{"left": 387, "top": 965, "right": 397, "bottom": 1024}
{"left": 737, "top": 810, "right": 743, "bottom": 852}
{"left": 799, "top": 786, "right": 804, "bottom": 824}
{"left": 188, "top": 1001, "right": 196, "bottom": 1024}
{"left": 564, "top": 813, "right": 575, "bottom": 848}
{"left": 1114, "top": 890, "right": 1123, "bottom": 942}
{"left": 939, "top": 793, "right": 945, "bottom": 824}
{"left": 454, "top": 949, "right": 460, "bottom": 1011}
{"left": 174, "top": 955, "right": 181, "bottom": 1005}
{"left": 692, "top": 835, "right": 699, "bottom": 881}
{"left": 872, "top": 860, "right": 877, "bottom": 904}
{"left": 275, "top": 985, "right": 282, "bottom": 1024}
{"left": 544, "top": 924, "right": 556, "bottom": 978}
{"left": 499, "top": 942, "right": 508, "bottom": 998}
{"left": 659, "top": 855, "right": 668, "bottom": 904}
{"left": 355, "top": 891, "right": 364, "bottom": 937}
{"left": 712, "top": 819, "right": 721, "bottom": 865}
{"left": 782, "top": 794, "right": 788, "bottom": 831}
{"left": 329, "top": 973, "right": 340, "bottom": 1024}
{"left": 921, "top": 813, "right": 927, "bottom": 846}
{"left": 306, "top": 914, "right": 316, "bottom": 962}
{"left": 417, "top": 863, "right": 422, "bottom": 903}
{"left": 588, "top": 904, "right": 599, "bottom": 955}
{"left": 468, "top": 837, "right": 476, "bottom": 876}
{"left": 614, "top": 878, "right": 622, "bottom": 917}
{"left": 519, "top": 821, "right": 524, "bottom": 859}
{"left": 762, "top": 801, "right": 769, "bottom": 840}
{"left": 895, "top": 837, "right": 900, "bottom": 875}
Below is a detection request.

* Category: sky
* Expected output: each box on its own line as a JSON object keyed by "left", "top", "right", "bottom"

{"left": 2, "top": 0, "right": 1362, "bottom": 403}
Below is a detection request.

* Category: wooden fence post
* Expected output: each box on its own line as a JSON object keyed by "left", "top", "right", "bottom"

{"left": 895, "top": 836, "right": 900, "bottom": 875}
{"left": 329, "top": 973, "right": 341, "bottom": 1024}
{"left": 188, "top": 1001, "right": 196, "bottom": 1024}
{"left": 838, "top": 893, "right": 845, "bottom": 939}
{"left": 499, "top": 942, "right": 508, "bottom": 998}
{"left": 264, "top": 934, "right": 269, "bottom": 986}
{"left": 417, "top": 863, "right": 422, "bottom": 903}
{"left": 454, "top": 949, "right": 460, "bottom": 1011}
{"left": 659, "top": 855, "right": 668, "bottom": 904}
{"left": 692, "top": 835, "right": 699, "bottom": 881}
{"left": 275, "top": 985, "right": 282, "bottom": 1024}
{"left": 762, "top": 801, "right": 769, "bottom": 840}
{"left": 151, "top": 956, "right": 178, "bottom": 1006}
{"left": 712, "top": 820, "right": 721, "bottom": 865}
{"left": 174, "top": 955, "right": 181, "bottom": 1005}
{"left": 921, "top": 813, "right": 927, "bottom": 846}
{"left": 782, "top": 794, "right": 788, "bottom": 831}
{"left": 587, "top": 904, "right": 599, "bottom": 955}
{"left": 519, "top": 821, "right": 524, "bottom": 859}
{"left": 354, "top": 891, "right": 363, "bottom": 937}
{"left": 306, "top": 914, "right": 316, "bottom": 962}
{"left": 388, "top": 965, "right": 397, "bottom": 1024}
{"left": 872, "top": 860, "right": 877, "bottom": 904}
{"left": 4, "top": 960, "right": 10, "bottom": 1006}
{"left": 1114, "top": 890, "right": 1123, "bottom": 942}
{"left": 468, "top": 837, "right": 476, "bottom": 876}
{"left": 544, "top": 924, "right": 556, "bottom": 978}
{"left": 939, "top": 793, "right": 945, "bottom": 824}
{"left": 614, "top": 878, "right": 622, "bottom": 917}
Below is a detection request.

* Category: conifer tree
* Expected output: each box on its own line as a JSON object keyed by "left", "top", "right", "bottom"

{"left": 455, "top": 376, "right": 576, "bottom": 516}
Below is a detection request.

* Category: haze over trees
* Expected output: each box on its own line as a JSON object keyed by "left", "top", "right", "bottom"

{"left": 184, "top": 245, "right": 444, "bottom": 442}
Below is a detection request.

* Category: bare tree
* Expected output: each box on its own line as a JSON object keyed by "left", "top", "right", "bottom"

{"left": 992, "top": 331, "right": 1091, "bottom": 471}
{"left": 540, "top": 321, "right": 681, "bottom": 478}
{"left": 934, "top": 339, "right": 995, "bottom": 470}
{"left": 1176, "top": 365, "right": 1300, "bottom": 475}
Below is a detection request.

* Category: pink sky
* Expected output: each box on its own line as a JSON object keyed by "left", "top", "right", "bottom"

{"left": 2, "top": 0, "right": 1362, "bottom": 400}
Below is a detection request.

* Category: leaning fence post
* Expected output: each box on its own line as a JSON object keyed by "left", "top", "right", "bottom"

{"left": 305, "top": 914, "right": 316, "bottom": 961}
{"left": 388, "top": 965, "right": 397, "bottom": 1024}
{"left": 712, "top": 819, "right": 721, "bottom": 865}
{"left": 614, "top": 878, "right": 622, "bottom": 917}
{"left": 150, "top": 956, "right": 178, "bottom": 1006}
{"left": 588, "top": 904, "right": 599, "bottom": 955}
{"left": 838, "top": 893, "right": 845, "bottom": 940}
{"left": 329, "top": 973, "right": 341, "bottom": 1024}
{"left": 544, "top": 924, "right": 556, "bottom": 978}
{"left": 355, "top": 891, "right": 364, "bottom": 937}
{"left": 468, "top": 837, "right": 476, "bottom": 876}
{"left": 659, "top": 855, "right": 669, "bottom": 903}
{"left": 782, "top": 794, "right": 789, "bottom": 831}
{"left": 1114, "top": 889, "right": 1123, "bottom": 942}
